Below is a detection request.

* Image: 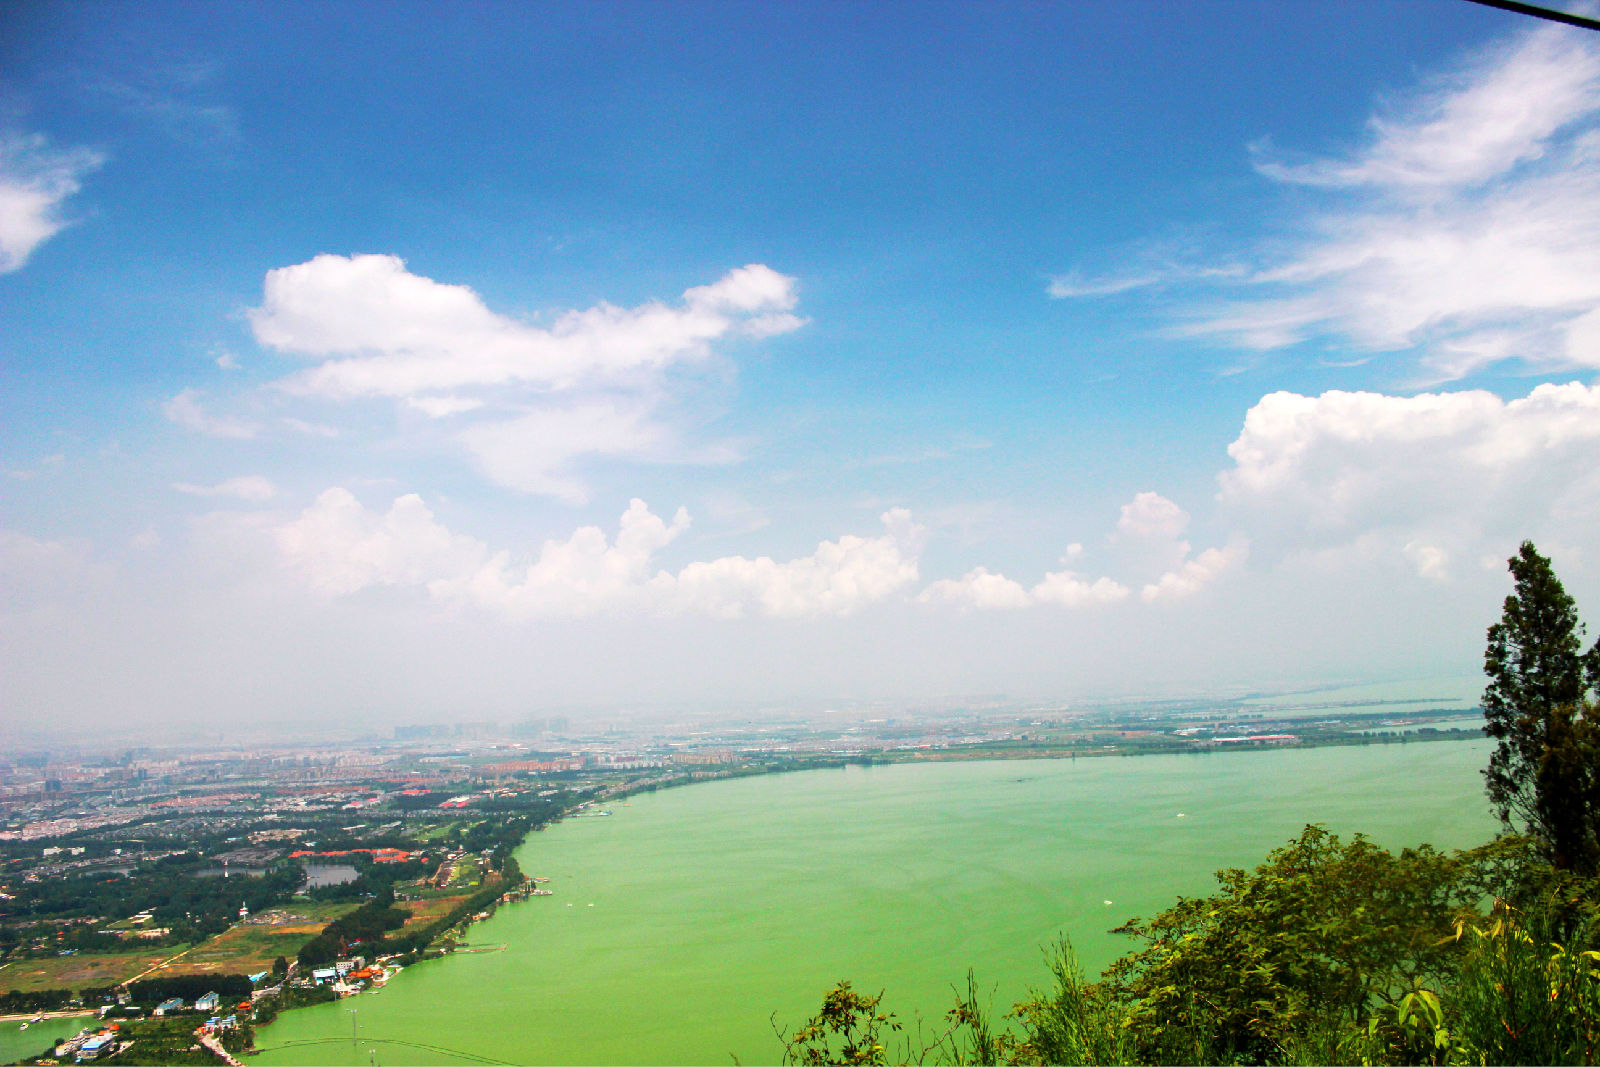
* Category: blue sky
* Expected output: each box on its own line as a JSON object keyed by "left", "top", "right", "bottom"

{"left": 4, "top": 1, "right": 1599, "bottom": 734}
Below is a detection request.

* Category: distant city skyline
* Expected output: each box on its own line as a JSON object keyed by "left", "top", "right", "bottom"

{"left": 3, "top": 1, "right": 1598, "bottom": 733}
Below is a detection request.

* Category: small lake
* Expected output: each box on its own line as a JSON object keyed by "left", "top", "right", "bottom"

{"left": 301, "top": 865, "right": 359, "bottom": 889}
{"left": 254, "top": 740, "right": 1497, "bottom": 1066}
{"left": 195, "top": 867, "right": 268, "bottom": 879}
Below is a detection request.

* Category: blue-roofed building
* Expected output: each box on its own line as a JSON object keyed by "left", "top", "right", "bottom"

{"left": 75, "top": 1035, "right": 111, "bottom": 1062}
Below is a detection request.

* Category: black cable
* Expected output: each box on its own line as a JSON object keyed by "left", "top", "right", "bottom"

{"left": 1462, "top": 0, "right": 1600, "bottom": 31}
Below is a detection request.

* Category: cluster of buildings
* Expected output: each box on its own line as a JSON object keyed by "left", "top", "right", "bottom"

{"left": 55, "top": 1025, "right": 127, "bottom": 1063}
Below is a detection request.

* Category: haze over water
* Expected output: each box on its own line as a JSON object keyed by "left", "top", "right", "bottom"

{"left": 253, "top": 741, "right": 1495, "bottom": 1066}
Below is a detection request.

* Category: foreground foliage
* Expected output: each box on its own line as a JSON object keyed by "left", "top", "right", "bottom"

{"left": 780, "top": 835, "right": 1600, "bottom": 1065}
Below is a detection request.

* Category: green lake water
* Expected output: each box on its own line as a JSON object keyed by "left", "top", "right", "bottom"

{"left": 0, "top": 1015, "right": 94, "bottom": 1064}
{"left": 253, "top": 741, "right": 1496, "bottom": 1066}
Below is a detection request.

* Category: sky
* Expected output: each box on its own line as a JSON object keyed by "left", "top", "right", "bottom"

{"left": 3, "top": 0, "right": 1600, "bottom": 737}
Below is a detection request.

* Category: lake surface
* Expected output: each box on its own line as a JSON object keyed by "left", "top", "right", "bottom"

{"left": 253, "top": 740, "right": 1496, "bottom": 1066}
{"left": 303, "top": 864, "right": 361, "bottom": 889}
{"left": 0, "top": 1015, "right": 93, "bottom": 1064}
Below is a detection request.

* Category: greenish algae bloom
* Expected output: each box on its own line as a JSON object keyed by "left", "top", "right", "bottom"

{"left": 253, "top": 741, "right": 1495, "bottom": 1066}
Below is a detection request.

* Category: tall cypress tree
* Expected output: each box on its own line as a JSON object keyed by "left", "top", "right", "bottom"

{"left": 1482, "top": 542, "right": 1598, "bottom": 873}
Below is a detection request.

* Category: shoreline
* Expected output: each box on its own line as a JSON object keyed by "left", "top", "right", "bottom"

{"left": 19, "top": 732, "right": 1488, "bottom": 1048}
{"left": 0, "top": 1009, "right": 94, "bottom": 1023}
{"left": 241, "top": 738, "right": 1497, "bottom": 1065}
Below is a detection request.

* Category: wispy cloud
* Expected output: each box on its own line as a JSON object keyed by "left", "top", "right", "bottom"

{"left": 173, "top": 476, "right": 278, "bottom": 502}
{"left": 1249, "top": 27, "right": 1600, "bottom": 191}
{"left": 0, "top": 132, "right": 104, "bottom": 273}
{"left": 162, "top": 389, "right": 259, "bottom": 439}
{"left": 1065, "top": 24, "right": 1600, "bottom": 383}
{"left": 88, "top": 59, "right": 239, "bottom": 145}
{"left": 1206, "top": 25, "right": 1600, "bottom": 381}
{"left": 1046, "top": 271, "right": 1162, "bottom": 299}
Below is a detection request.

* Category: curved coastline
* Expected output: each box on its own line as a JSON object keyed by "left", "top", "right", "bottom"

{"left": 248, "top": 740, "right": 1496, "bottom": 1066}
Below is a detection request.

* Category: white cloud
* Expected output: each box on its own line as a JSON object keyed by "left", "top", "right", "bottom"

{"left": 439, "top": 499, "right": 691, "bottom": 617}
{"left": 243, "top": 256, "right": 801, "bottom": 499}
{"left": 1252, "top": 27, "right": 1600, "bottom": 191}
{"left": 215, "top": 352, "right": 239, "bottom": 370}
{"left": 276, "top": 489, "right": 488, "bottom": 597}
{"left": 457, "top": 402, "right": 666, "bottom": 505}
{"left": 1141, "top": 541, "right": 1248, "bottom": 602}
{"left": 1116, "top": 491, "right": 1189, "bottom": 540}
{"left": 1403, "top": 540, "right": 1450, "bottom": 582}
{"left": 918, "top": 567, "right": 1034, "bottom": 610}
{"left": 0, "top": 132, "right": 104, "bottom": 273}
{"left": 172, "top": 476, "right": 278, "bottom": 502}
{"left": 274, "top": 493, "right": 922, "bottom": 620}
{"left": 162, "top": 389, "right": 259, "bottom": 439}
{"left": 917, "top": 556, "right": 1131, "bottom": 611}
{"left": 1046, "top": 272, "right": 1161, "bottom": 299}
{"left": 1218, "top": 381, "right": 1600, "bottom": 571}
{"left": 407, "top": 396, "right": 483, "bottom": 418}
{"left": 1033, "top": 567, "right": 1131, "bottom": 608}
{"left": 650, "top": 508, "right": 924, "bottom": 619}
{"left": 282, "top": 417, "right": 339, "bottom": 438}
{"left": 253, "top": 255, "right": 801, "bottom": 398}
{"left": 1157, "top": 25, "right": 1600, "bottom": 381}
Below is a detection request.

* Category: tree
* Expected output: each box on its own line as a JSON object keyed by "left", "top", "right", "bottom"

{"left": 1102, "top": 825, "right": 1474, "bottom": 1064}
{"left": 1482, "top": 541, "right": 1600, "bottom": 874}
{"left": 777, "top": 982, "right": 902, "bottom": 1066}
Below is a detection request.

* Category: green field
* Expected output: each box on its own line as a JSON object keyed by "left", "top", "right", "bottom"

{"left": 252, "top": 741, "right": 1498, "bottom": 1066}
{"left": 0, "top": 950, "right": 170, "bottom": 995}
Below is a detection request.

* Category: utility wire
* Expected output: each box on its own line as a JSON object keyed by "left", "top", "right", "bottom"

{"left": 1462, "top": 0, "right": 1600, "bottom": 31}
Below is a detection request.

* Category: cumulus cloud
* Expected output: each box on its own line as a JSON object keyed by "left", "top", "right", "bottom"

{"left": 917, "top": 551, "right": 1132, "bottom": 612}
{"left": 172, "top": 476, "right": 278, "bottom": 502}
{"left": 1141, "top": 541, "right": 1248, "bottom": 602}
{"left": 162, "top": 389, "right": 259, "bottom": 439}
{"left": 274, "top": 493, "right": 923, "bottom": 619}
{"left": 652, "top": 509, "right": 925, "bottom": 619}
{"left": 1033, "top": 568, "right": 1132, "bottom": 607}
{"left": 242, "top": 256, "right": 801, "bottom": 499}
{"left": 440, "top": 499, "right": 691, "bottom": 617}
{"left": 1218, "top": 381, "right": 1600, "bottom": 571}
{"left": 914, "top": 486, "right": 1253, "bottom": 612}
{"left": 919, "top": 567, "right": 1034, "bottom": 610}
{"left": 0, "top": 132, "right": 104, "bottom": 273}
{"left": 276, "top": 489, "right": 489, "bottom": 597}
{"left": 253, "top": 255, "right": 801, "bottom": 398}
{"left": 1116, "top": 491, "right": 1189, "bottom": 540}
